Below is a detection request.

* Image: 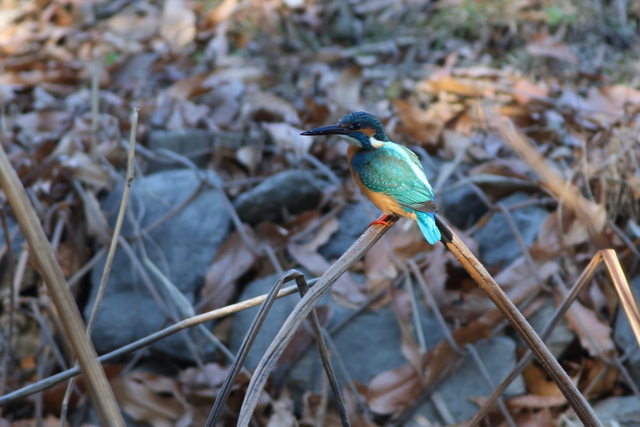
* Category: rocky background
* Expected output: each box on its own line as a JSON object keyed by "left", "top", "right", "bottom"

{"left": 1, "top": 0, "right": 640, "bottom": 426}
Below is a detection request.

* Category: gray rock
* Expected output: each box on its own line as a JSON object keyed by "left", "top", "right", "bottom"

{"left": 229, "top": 272, "right": 445, "bottom": 391}
{"left": 473, "top": 192, "right": 549, "bottom": 266}
{"left": 0, "top": 214, "right": 23, "bottom": 256}
{"left": 0, "top": 216, "right": 25, "bottom": 291}
{"left": 229, "top": 273, "right": 304, "bottom": 370}
{"left": 85, "top": 169, "right": 232, "bottom": 361}
{"left": 318, "top": 202, "right": 374, "bottom": 260}
{"left": 146, "top": 129, "right": 215, "bottom": 173}
{"left": 614, "top": 274, "right": 640, "bottom": 389}
{"left": 234, "top": 169, "right": 324, "bottom": 224}
{"left": 513, "top": 296, "right": 576, "bottom": 358}
{"left": 439, "top": 182, "right": 488, "bottom": 230}
{"left": 113, "top": 52, "right": 158, "bottom": 91}
{"left": 417, "top": 336, "right": 526, "bottom": 424}
{"left": 564, "top": 395, "right": 640, "bottom": 427}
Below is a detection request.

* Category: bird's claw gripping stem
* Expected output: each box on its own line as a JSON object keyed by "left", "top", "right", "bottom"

{"left": 369, "top": 214, "right": 395, "bottom": 228}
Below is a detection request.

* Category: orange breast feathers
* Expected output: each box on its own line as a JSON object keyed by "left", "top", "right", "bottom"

{"left": 346, "top": 146, "right": 413, "bottom": 219}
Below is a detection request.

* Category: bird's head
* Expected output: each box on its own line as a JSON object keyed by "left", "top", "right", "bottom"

{"left": 300, "top": 111, "right": 389, "bottom": 150}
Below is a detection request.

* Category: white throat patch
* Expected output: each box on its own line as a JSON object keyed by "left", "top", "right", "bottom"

{"left": 339, "top": 134, "right": 386, "bottom": 149}
{"left": 340, "top": 134, "right": 362, "bottom": 147}
{"left": 369, "top": 136, "right": 385, "bottom": 148}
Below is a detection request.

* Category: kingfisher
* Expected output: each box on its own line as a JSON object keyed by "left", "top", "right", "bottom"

{"left": 301, "top": 111, "right": 441, "bottom": 244}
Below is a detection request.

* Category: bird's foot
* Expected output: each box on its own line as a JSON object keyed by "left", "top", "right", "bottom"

{"left": 369, "top": 214, "right": 396, "bottom": 227}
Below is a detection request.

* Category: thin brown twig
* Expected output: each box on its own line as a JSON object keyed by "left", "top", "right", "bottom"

{"left": 152, "top": 147, "right": 259, "bottom": 255}
{"left": 139, "top": 182, "right": 203, "bottom": 236}
{"left": 205, "top": 271, "right": 351, "bottom": 427}
{"left": 236, "top": 215, "right": 397, "bottom": 427}
{"left": 295, "top": 274, "right": 351, "bottom": 427}
{"left": 466, "top": 251, "right": 605, "bottom": 427}
{"left": 66, "top": 247, "right": 107, "bottom": 289}
{"left": 408, "top": 259, "right": 461, "bottom": 353}
{"left": 205, "top": 271, "right": 301, "bottom": 427}
{"left": 436, "top": 215, "right": 602, "bottom": 427}
{"left": 609, "top": 220, "right": 640, "bottom": 260}
{"left": 404, "top": 270, "right": 427, "bottom": 352}
{"left": 29, "top": 299, "right": 69, "bottom": 372}
{"left": 90, "top": 56, "right": 100, "bottom": 149}
{"left": 87, "top": 108, "right": 137, "bottom": 334}
{"left": 495, "top": 202, "right": 545, "bottom": 289}
{"left": 464, "top": 343, "right": 517, "bottom": 427}
{"left": 60, "top": 108, "right": 138, "bottom": 425}
{"left": 0, "top": 210, "right": 15, "bottom": 400}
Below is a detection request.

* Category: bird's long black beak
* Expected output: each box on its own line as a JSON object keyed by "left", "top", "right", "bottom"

{"left": 300, "top": 124, "right": 349, "bottom": 136}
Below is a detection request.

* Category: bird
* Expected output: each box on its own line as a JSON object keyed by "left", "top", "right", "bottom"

{"left": 301, "top": 111, "right": 441, "bottom": 244}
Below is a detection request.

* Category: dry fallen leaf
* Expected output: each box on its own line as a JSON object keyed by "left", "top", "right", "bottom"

{"left": 364, "top": 219, "right": 430, "bottom": 297}
{"left": 332, "top": 65, "right": 363, "bottom": 111}
{"left": 553, "top": 289, "right": 615, "bottom": 357}
{"left": 512, "top": 77, "right": 549, "bottom": 105}
{"left": 365, "top": 317, "right": 495, "bottom": 415}
{"left": 506, "top": 394, "right": 567, "bottom": 408}
{"left": 160, "top": 0, "right": 196, "bottom": 52}
{"left": 10, "top": 414, "right": 70, "bottom": 427}
{"left": 204, "top": 0, "right": 238, "bottom": 28}
{"left": 446, "top": 257, "right": 558, "bottom": 322}
{"left": 522, "top": 359, "right": 565, "bottom": 398}
{"left": 112, "top": 371, "right": 187, "bottom": 427}
{"left": 391, "top": 287, "right": 424, "bottom": 374}
{"left": 526, "top": 33, "right": 577, "bottom": 63}
{"left": 61, "top": 151, "right": 111, "bottom": 189}
{"left": 600, "top": 84, "right": 640, "bottom": 110}
{"left": 500, "top": 407, "right": 556, "bottom": 427}
{"left": 266, "top": 393, "right": 297, "bottom": 427}
{"left": 262, "top": 122, "right": 311, "bottom": 158}
{"left": 241, "top": 88, "right": 300, "bottom": 125}
{"left": 425, "top": 76, "right": 490, "bottom": 97}
{"left": 441, "top": 129, "right": 472, "bottom": 160}
{"left": 531, "top": 205, "right": 606, "bottom": 260}
{"left": 394, "top": 98, "right": 461, "bottom": 145}
{"left": 179, "top": 363, "right": 233, "bottom": 404}
{"left": 289, "top": 240, "right": 367, "bottom": 307}
{"left": 201, "top": 226, "right": 258, "bottom": 313}
{"left": 107, "top": 3, "right": 159, "bottom": 42}
{"left": 236, "top": 145, "right": 262, "bottom": 175}
{"left": 167, "top": 72, "right": 214, "bottom": 100}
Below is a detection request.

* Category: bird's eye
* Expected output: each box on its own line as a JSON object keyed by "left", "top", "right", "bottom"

{"left": 351, "top": 123, "right": 362, "bottom": 130}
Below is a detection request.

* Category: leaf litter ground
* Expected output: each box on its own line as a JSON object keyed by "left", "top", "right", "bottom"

{"left": 1, "top": 0, "right": 640, "bottom": 426}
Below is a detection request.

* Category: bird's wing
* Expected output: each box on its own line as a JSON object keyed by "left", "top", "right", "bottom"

{"left": 357, "top": 147, "right": 437, "bottom": 213}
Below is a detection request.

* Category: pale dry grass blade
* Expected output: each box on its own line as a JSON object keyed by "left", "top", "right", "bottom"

{"left": 0, "top": 132, "right": 125, "bottom": 426}
{"left": 0, "top": 280, "right": 308, "bottom": 405}
{"left": 603, "top": 249, "right": 640, "bottom": 345}
{"left": 236, "top": 216, "right": 397, "bottom": 427}
{"left": 205, "top": 271, "right": 303, "bottom": 427}
{"left": 483, "top": 104, "right": 608, "bottom": 248}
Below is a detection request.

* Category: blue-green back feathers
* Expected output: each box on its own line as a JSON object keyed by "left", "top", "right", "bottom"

{"left": 352, "top": 141, "right": 441, "bottom": 243}
{"left": 351, "top": 143, "right": 437, "bottom": 213}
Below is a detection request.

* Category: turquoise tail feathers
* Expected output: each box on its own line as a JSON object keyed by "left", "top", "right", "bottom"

{"left": 415, "top": 211, "right": 441, "bottom": 245}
